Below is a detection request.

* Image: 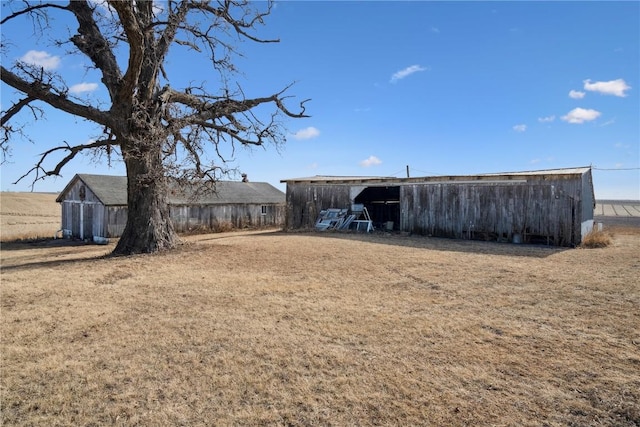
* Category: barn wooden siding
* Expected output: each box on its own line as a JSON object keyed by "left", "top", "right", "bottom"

{"left": 283, "top": 170, "right": 594, "bottom": 247}
{"left": 58, "top": 175, "right": 287, "bottom": 239}
{"left": 61, "top": 181, "right": 119, "bottom": 239}
{"left": 105, "top": 207, "right": 128, "bottom": 237}
{"left": 399, "top": 180, "right": 582, "bottom": 246}
{"left": 62, "top": 203, "right": 283, "bottom": 238}
{"left": 61, "top": 201, "right": 128, "bottom": 238}
{"left": 283, "top": 184, "right": 351, "bottom": 230}
{"left": 170, "top": 203, "right": 285, "bottom": 232}
{"left": 63, "top": 202, "right": 283, "bottom": 238}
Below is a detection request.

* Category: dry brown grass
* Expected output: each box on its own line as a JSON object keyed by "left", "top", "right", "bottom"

{"left": 0, "top": 192, "right": 60, "bottom": 242}
{"left": 2, "top": 224, "right": 639, "bottom": 426}
{"left": 581, "top": 228, "right": 613, "bottom": 249}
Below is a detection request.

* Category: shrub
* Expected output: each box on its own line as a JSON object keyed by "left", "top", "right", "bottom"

{"left": 581, "top": 228, "right": 612, "bottom": 248}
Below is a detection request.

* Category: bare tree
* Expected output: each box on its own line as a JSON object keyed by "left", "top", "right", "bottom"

{"left": 1, "top": 0, "right": 308, "bottom": 255}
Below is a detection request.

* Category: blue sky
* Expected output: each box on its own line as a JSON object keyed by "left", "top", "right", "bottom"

{"left": 1, "top": 1, "right": 639, "bottom": 199}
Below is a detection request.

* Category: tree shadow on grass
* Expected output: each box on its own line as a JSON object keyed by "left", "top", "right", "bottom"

{"left": 269, "top": 230, "right": 568, "bottom": 259}
{"left": 0, "top": 239, "right": 113, "bottom": 272}
{"left": 0, "top": 253, "right": 111, "bottom": 272}
{"left": 1, "top": 229, "right": 570, "bottom": 273}
{"left": 189, "top": 228, "right": 569, "bottom": 259}
{"left": 0, "top": 238, "right": 96, "bottom": 251}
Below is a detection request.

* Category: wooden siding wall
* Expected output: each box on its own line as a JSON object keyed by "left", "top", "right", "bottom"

{"left": 284, "top": 175, "right": 588, "bottom": 246}
{"left": 400, "top": 179, "right": 582, "bottom": 246}
{"left": 106, "top": 207, "right": 128, "bottom": 237}
{"left": 61, "top": 202, "right": 119, "bottom": 239}
{"left": 61, "top": 203, "right": 281, "bottom": 238}
{"left": 60, "top": 181, "right": 112, "bottom": 239}
{"left": 63, "top": 180, "right": 102, "bottom": 204}
{"left": 169, "top": 204, "right": 285, "bottom": 232}
{"left": 284, "top": 184, "right": 351, "bottom": 230}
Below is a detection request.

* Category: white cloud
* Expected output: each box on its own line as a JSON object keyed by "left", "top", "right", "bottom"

{"left": 583, "top": 78, "right": 631, "bottom": 97}
{"left": 431, "top": 27, "right": 440, "bottom": 33}
{"left": 390, "top": 65, "right": 428, "bottom": 83}
{"left": 291, "top": 126, "right": 320, "bottom": 140}
{"left": 569, "top": 90, "right": 585, "bottom": 99}
{"left": 530, "top": 158, "right": 541, "bottom": 164}
{"left": 513, "top": 124, "right": 527, "bottom": 132}
{"left": 19, "top": 50, "right": 60, "bottom": 70}
{"left": 538, "top": 115, "right": 555, "bottom": 123}
{"left": 360, "top": 155, "right": 382, "bottom": 167}
{"left": 561, "top": 107, "right": 601, "bottom": 124}
{"left": 69, "top": 82, "right": 99, "bottom": 94}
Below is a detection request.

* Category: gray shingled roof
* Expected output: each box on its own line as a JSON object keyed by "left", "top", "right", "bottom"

{"left": 57, "top": 174, "right": 284, "bottom": 206}
{"left": 168, "top": 180, "right": 285, "bottom": 205}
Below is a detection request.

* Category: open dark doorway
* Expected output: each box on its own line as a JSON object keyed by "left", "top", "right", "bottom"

{"left": 354, "top": 186, "right": 400, "bottom": 230}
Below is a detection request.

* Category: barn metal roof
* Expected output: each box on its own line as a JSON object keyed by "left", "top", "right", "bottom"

{"left": 56, "top": 174, "right": 285, "bottom": 206}
{"left": 477, "top": 167, "right": 592, "bottom": 177}
{"left": 281, "top": 167, "right": 592, "bottom": 184}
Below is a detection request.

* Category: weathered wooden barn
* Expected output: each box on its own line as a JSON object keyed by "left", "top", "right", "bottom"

{"left": 56, "top": 174, "right": 285, "bottom": 240}
{"left": 281, "top": 167, "right": 595, "bottom": 246}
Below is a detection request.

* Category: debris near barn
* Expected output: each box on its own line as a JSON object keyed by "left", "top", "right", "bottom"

{"left": 315, "top": 204, "right": 374, "bottom": 232}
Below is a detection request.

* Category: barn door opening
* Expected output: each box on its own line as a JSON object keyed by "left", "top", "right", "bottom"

{"left": 354, "top": 186, "right": 400, "bottom": 230}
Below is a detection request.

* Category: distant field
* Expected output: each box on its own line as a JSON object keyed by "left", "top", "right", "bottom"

{"left": 0, "top": 192, "right": 60, "bottom": 241}
{"left": 1, "top": 193, "right": 639, "bottom": 426}
{"left": 595, "top": 200, "right": 640, "bottom": 228}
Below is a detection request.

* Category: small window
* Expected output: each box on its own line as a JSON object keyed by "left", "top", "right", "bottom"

{"left": 261, "top": 205, "right": 267, "bottom": 215}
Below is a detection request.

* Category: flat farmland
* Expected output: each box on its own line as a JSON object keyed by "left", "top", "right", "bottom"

{"left": 0, "top": 192, "right": 60, "bottom": 241}
{"left": 2, "top": 226, "right": 639, "bottom": 425}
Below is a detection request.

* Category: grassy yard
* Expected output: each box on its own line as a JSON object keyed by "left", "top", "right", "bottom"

{"left": 1, "top": 226, "right": 639, "bottom": 426}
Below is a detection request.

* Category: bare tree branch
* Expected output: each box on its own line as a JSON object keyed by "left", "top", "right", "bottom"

{"left": 13, "top": 137, "right": 116, "bottom": 187}
{"left": 0, "top": 2, "right": 68, "bottom": 26}
{"left": 163, "top": 85, "right": 309, "bottom": 121}
{"left": 67, "top": 0, "right": 122, "bottom": 100}
{"left": 108, "top": 1, "right": 145, "bottom": 102}
{"left": 191, "top": 1, "right": 279, "bottom": 44}
{"left": 1, "top": 66, "right": 111, "bottom": 126}
{"left": 1, "top": 96, "right": 37, "bottom": 126}
{"left": 155, "top": 2, "right": 191, "bottom": 62}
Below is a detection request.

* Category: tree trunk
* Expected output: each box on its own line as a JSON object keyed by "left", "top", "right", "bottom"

{"left": 113, "top": 139, "right": 179, "bottom": 255}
